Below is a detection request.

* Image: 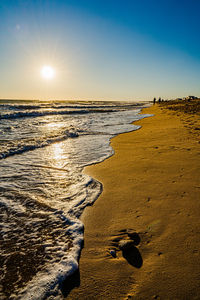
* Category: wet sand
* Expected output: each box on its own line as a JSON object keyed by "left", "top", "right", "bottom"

{"left": 68, "top": 101, "right": 200, "bottom": 299}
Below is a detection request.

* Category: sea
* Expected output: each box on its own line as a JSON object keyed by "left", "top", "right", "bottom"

{"left": 0, "top": 100, "right": 150, "bottom": 299}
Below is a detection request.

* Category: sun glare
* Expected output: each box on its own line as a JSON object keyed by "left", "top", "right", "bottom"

{"left": 41, "top": 65, "right": 55, "bottom": 80}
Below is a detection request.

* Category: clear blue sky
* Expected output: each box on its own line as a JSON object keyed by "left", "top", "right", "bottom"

{"left": 0, "top": 0, "right": 200, "bottom": 101}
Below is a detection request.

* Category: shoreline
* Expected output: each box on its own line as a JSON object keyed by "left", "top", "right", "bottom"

{"left": 68, "top": 103, "right": 200, "bottom": 299}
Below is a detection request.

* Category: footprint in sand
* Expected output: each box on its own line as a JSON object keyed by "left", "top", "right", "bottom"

{"left": 108, "top": 230, "right": 143, "bottom": 268}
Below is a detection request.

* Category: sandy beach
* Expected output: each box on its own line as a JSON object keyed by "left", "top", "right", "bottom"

{"left": 68, "top": 101, "right": 200, "bottom": 299}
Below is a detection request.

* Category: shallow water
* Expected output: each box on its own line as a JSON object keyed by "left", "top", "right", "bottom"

{"left": 0, "top": 100, "right": 150, "bottom": 299}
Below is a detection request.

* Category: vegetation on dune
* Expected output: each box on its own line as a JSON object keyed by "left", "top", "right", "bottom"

{"left": 158, "top": 99, "right": 200, "bottom": 115}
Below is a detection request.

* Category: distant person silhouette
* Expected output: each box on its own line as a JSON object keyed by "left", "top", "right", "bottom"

{"left": 153, "top": 97, "right": 156, "bottom": 104}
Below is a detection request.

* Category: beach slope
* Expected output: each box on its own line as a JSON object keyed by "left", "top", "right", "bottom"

{"left": 68, "top": 102, "right": 200, "bottom": 299}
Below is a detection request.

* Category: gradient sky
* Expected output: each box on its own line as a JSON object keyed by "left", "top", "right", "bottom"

{"left": 0, "top": 0, "right": 200, "bottom": 101}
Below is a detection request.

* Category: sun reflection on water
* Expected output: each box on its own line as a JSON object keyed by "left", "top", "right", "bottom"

{"left": 45, "top": 122, "right": 64, "bottom": 129}
{"left": 50, "top": 142, "right": 66, "bottom": 169}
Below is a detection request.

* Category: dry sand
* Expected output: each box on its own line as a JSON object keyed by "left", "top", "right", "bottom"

{"left": 68, "top": 102, "right": 200, "bottom": 300}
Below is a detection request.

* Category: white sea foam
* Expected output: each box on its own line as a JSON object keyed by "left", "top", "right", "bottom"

{"left": 15, "top": 217, "right": 83, "bottom": 300}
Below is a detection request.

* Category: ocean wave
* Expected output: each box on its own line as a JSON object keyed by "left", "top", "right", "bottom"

{"left": 0, "top": 168, "right": 102, "bottom": 299}
{"left": 0, "top": 108, "right": 116, "bottom": 120}
{"left": 0, "top": 101, "right": 141, "bottom": 111}
{"left": 0, "top": 129, "right": 79, "bottom": 160}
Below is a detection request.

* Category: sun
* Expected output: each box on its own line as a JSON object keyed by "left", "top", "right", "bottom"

{"left": 41, "top": 65, "right": 55, "bottom": 80}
